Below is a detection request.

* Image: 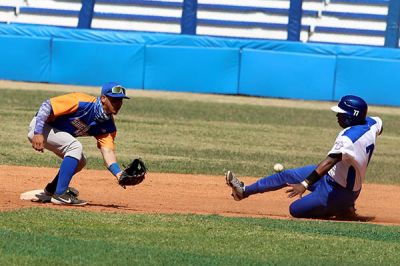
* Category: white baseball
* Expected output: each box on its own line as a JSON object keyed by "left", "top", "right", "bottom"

{"left": 273, "top": 163, "right": 284, "bottom": 172}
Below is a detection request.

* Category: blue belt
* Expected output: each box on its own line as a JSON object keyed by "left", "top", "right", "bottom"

{"left": 326, "top": 175, "right": 345, "bottom": 189}
{"left": 326, "top": 175, "right": 360, "bottom": 193}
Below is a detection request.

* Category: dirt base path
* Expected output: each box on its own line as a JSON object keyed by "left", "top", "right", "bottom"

{"left": 1, "top": 166, "right": 399, "bottom": 225}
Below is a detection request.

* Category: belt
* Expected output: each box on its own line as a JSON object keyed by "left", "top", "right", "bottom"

{"left": 326, "top": 175, "right": 344, "bottom": 189}
{"left": 326, "top": 175, "right": 359, "bottom": 192}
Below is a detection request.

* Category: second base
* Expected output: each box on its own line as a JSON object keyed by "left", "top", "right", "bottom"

{"left": 20, "top": 189, "right": 51, "bottom": 203}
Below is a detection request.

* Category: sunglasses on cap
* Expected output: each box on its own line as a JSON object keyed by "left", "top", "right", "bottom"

{"left": 101, "top": 82, "right": 130, "bottom": 99}
{"left": 111, "top": 85, "right": 126, "bottom": 95}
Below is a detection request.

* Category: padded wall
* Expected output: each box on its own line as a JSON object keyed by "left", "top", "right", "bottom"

{"left": 144, "top": 45, "right": 239, "bottom": 94}
{"left": 0, "top": 24, "right": 400, "bottom": 106}
{"left": 335, "top": 56, "right": 400, "bottom": 106}
{"left": 239, "top": 49, "right": 336, "bottom": 101}
{"left": 0, "top": 35, "right": 50, "bottom": 82}
{"left": 51, "top": 39, "right": 145, "bottom": 88}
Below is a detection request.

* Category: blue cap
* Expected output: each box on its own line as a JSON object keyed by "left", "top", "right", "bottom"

{"left": 101, "top": 82, "right": 130, "bottom": 99}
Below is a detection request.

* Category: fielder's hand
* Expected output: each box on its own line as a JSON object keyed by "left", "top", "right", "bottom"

{"left": 286, "top": 183, "right": 307, "bottom": 198}
{"left": 31, "top": 134, "right": 45, "bottom": 152}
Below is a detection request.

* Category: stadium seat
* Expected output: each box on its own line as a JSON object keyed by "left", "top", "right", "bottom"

{"left": 308, "top": 0, "right": 388, "bottom": 45}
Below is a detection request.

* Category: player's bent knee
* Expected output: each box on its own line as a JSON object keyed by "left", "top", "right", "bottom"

{"left": 289, "top": 203, "right": 304, "bottom": 218}
{"left": 289, "top": 201, "right": 328, "bottom": 219}
{"left": 65, "top": 140, "right": 83, "bottom": 159}
{"left": 72, "top": 140, "right": 83, "bottom": 153}
{"left": 289, "top": 201, "right": 314, "bottom": 218}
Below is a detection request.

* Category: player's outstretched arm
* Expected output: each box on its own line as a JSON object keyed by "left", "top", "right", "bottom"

{"left": 100, "top": 146, "right": 122, "bottom": 179}
{"left": 286, "top": 154, "right": 342, "bottom": 198}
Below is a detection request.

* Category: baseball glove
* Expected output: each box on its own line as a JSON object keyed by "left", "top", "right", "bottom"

{"left": 118, "top": 158, "right": 147, "bottom": 189}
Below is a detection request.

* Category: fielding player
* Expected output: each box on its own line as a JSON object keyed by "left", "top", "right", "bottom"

{"left": 27, "top": 82, "right": 129, "bottom": 205}
{"left": 226, "top": 95, "right": 382, "bottom": 219}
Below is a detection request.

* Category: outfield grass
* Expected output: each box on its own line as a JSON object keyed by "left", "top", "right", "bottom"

{"left": 0, "top": 208, "right": 399, "bottom": 265}
{"left": 1, "top": 88, "right": 399, "bottom": 184}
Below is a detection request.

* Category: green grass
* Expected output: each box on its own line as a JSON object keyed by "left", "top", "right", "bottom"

{"left": 1, "top": 88, "right": 399, "bottom": 184}
{"left": 0, "top": 208, "right": 399, "bottom": 265}
{"left": 1, "top": 86, "right": 400, "bottom": 265}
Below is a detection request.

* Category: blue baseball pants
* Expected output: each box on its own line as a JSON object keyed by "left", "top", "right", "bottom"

{"left": 244, "top": 165, "right": 360, "bottom": 218}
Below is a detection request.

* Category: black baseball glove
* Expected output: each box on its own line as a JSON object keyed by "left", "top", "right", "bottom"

{"left": 118, "top": 158, "right": 147, "bottom": 189}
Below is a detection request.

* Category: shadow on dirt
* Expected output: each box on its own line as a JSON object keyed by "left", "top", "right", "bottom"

{"left": 86, "top": 203, "right": 141, "bottom": 211}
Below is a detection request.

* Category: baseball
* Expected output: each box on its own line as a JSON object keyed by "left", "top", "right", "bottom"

{"left": 273, "top": 163, "right": 284, "bottom": 172}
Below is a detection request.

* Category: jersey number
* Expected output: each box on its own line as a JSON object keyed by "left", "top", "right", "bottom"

{"left": 366, "top": 144, "right": 375, "bottom": 165}
{"left": 347, "top": 144, "right": 375, "bottom": 190}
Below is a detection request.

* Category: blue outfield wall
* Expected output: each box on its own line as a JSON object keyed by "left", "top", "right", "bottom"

{"left": 144, "top": 45, "right": 239, "bottom": 94}
{"left": 51, "top": 39, "right": 144, "bottom": 88}
{"left": 239, "top": 49, "right": 336, "bottom": 101}
{"left": 0, "top": 35, "right": 50, "bottom": 82}
{"left": 0, "top": 24, "right": 399, "bottom": 106}
{"left": 335, "top": 56, "right": 400, "bottom": 106}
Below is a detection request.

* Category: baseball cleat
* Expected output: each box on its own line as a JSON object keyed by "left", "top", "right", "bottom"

{"left": 66, "top": 187, "right": 79, "bottom": 197}
{"left": 32, "top": 192, "right": 52, "bottom": 203}
{"left": 335, "top": 206, "right": 360, "bottom": 221}
{"left": 225, "top": 171, "right": 246, "bottom": 201}
{"left": 51, "top": 190, "right": 87, "bottom": 206}
{"left": 45, "top": 186, "right": 79, "bottom": 198}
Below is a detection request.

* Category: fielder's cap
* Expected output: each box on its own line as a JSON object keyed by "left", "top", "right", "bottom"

{"left": 101, "top": 82, "right": 130, "bottom": 99}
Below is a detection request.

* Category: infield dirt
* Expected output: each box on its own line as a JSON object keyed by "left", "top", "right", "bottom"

{"left": 1, "top": 165, "right": 399, "bottom": 226}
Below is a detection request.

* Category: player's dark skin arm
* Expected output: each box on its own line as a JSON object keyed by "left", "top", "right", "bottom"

{"left": 286, "top": 154, "right": 342, "bottom": 198}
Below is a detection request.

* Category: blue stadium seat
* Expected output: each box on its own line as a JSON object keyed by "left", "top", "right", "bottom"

{"left": 198, "top": 19, "right": 310, "bottom": 31}
{"left": 197, "top": 4, "right": 318, "bottom": 17}
{"left": 0, "top": 6, "right": 15, "bottom": 12}
{"left": 19, "top": 7, "right": 78, "bottom": 16}
{"left": 321, "top": 10, "right": 386, "bottom": 21}
{"left": 96, "top": 0, "right": 182, "bottom": 8}
{"left": 94, "top": 12, "right": 179, "bottom": 23}
{"left": 314, "top": 26, "right": 385, "bottom": 36}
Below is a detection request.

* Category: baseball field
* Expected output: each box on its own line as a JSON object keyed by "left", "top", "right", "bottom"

{"left": 1, "top": 81, "right": 400, "bottom": 265}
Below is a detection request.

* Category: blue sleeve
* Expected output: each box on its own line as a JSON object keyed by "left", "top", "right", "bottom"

{"left": 34, "top": 99, "right": 52, "bottom": 134}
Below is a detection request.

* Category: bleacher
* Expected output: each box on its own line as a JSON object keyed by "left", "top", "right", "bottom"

{"left": 0, "top": 0, "right": 390, "bottom": 46}
{"left": 310, "top": 0, "right": 388, "bottom": 45}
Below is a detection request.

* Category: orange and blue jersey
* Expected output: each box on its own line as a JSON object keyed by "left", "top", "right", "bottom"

{"left": 48, "top": 93, "right": 116, "bottom": 149}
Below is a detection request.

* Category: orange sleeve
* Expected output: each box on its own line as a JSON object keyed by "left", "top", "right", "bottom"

{"left": 50, "top": 93, "right": 96, "bottom": 116}
{"left": 95, "top": 132, "right": 116, "bottom": 150}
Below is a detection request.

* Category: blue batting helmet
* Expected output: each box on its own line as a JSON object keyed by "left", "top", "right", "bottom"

{"left": 331, "top": 95, "right": 368, "bottom": 127}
